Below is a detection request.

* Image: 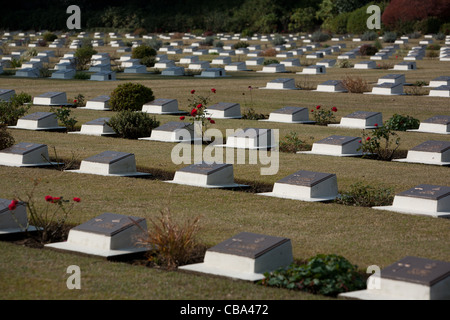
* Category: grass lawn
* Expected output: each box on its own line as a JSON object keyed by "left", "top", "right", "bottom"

{"left": 0, "top": 36, "right": 449, "bottom": 301}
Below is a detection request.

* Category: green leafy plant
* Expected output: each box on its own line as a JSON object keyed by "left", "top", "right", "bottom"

{"left": 71, "top": 94, "right": 85, "bottom": 108}
{"left": 0, "top": 124, "right": 15, "bottom": 150}
{"left": 180, "top": 88, "right": 217, "bottom": 138}
{"left": 385, "top": 114, "right": 420, "bottom": 131}
{"left": 42, "top": 32, "right": 58, "bottom": 42}
{"left": 310, "top": 105, "right": 338, "bottom": 125}
{"left": 263, "top": 58, "right": 280, "bottom": 65}
{"left": 259, "top": 254, "right": 366, "bottom": 297}
{"left": 0, "top": 92, "right": 32, "bottom": 126}
{"left": 51, "top": 107, "right": 78, "bottom": 132}
{"left": 382, "top": 31, "right": 397, "bottom": 43}
{"left": 336, "top": 59, "right": 353, "bottom": 68}
{"left": 107, "top": 110, "right": 159, "bottom": 139}
{"left": 358, "top": 123, "right": 401, "bottom": 161}
{"left": 279, "top": 131, "right": 310, "bottom": 153}
{"left": 132, "top": 44, "right": 156, "bottom": 60}
{"left": 359, "top": 44, "right": 378, "bottom": 56}
{"left": 74, "top": 45, "right": 98, "bottom": 70}
{"left": 336, "top": 182, "right": 395, "bottom": 207}
{"left": 110, "top": 82, "right": 154, "bottom": 112}
{"left": 234, "top": 41, "right": 249, "bottom": 49}
{"left": 241, "top": 108, "right": 267, "bottom": 120}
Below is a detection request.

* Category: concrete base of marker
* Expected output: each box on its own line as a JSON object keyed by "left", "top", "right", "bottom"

{"left": 66, "top": 157, "right": 151, "bottom": 177}
{"left": 372, "top": 200, "right": 450, "bottom": 218}
{"left": 179, "top": 241, "right": 293, "bottom": 281}
{"left": 393, "top": 150, "right": 450, "bottom": 166}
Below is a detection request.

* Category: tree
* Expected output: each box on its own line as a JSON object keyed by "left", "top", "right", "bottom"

{"left": 289, "top": 7, "right": 316, "bottom": 32}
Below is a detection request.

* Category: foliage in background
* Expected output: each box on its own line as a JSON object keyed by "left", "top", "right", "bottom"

{"left": 74, "top": 45, "right": 98, "bottom": 71}
{"left": 107, "top": 110, "right": 159, "bottom": 139}
{"left": 260, "top": 254, "right": 366, "bottom": 297}
{"left": 359, "top": 44, "right": 378, "bottom": 56}
{"left": 110, "top": 82, "right": 154, "bottom": 112}
{"left": 385, "top": 114, "right": 420, "bottom": 131}
{"left": 336, "top": 181, "right": 395, "bottom": 207}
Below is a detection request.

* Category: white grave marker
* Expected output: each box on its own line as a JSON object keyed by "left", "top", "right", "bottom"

{"left": 70, "top": 118, "right": 116, "bottom": 137}
{"left": 139, "top": 122, "right": 197, "bottom": 143}
{"left": 33, "top": 92, "right": 71, "bottom": 106}
{"left": 0, "top": 142, "right": 62, "bottom": 167}
{"left": 261, "top": 106, "right": 313, "bottom": 124}
{"left": 329, "top": 111, "right": 382, "bottom": 129}
{"left": 205, "top": 102, "right": 242, "bottom": 119}
{"left": 9, "top": 112, "right": 65, "bottom": 131}
{"left": 394, "top": 140, "right": 450, "bottom": 166}
{"left": 408, "top": 115, "right": 450, "bottom": 135}
{"left": 299, "top": 135, "right": 362, "bottom": 157}
{"left": 142, "top": 99, "right": 186, "bottom": 115}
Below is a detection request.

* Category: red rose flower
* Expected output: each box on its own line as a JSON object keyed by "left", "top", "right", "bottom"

{"left": 331, "top": 107, "right": 338, "bottom": 112}
{"left": 73, "top": 197, "right": 81, "bottom": 203}
{"left": 8, "top": 202, "right": 17, "bottom": 211}
{"left": 190, "top": 90, "right": 195, "bottom": 94}
{"left": 374, "top": 123, "right": 378, "bottom": 127}
{"left": 207, "top": 117, "right": 211, "bottom": 120}
{"left": 366, "top": 137, "right": 371, "bottom": 141}
{"left": 45, "top": 195, "right": 53, "bottom": 202}
{"left": 190, "top": 108, "right": 198, "bottom": 116}
{"left": 311, "top": 109, "right": 314, "bottom": 113}
{"left": 74, "top": 99, "right": 78, "bottom": 103}
{"left": 210, "top": 119, "right": 215, "bottom": 124}
{"left": 51, "top": 197, "right": 61, "bottom": 203}
{"left": 316, "top": 105, "right": 321, "bottom": 110}
{"left": 211, "top": 88, "right": 216, "bottom": 93}
{"left": 359, "top": 140, "right": 362, "bottom": 143}
{"left": 196, "top": 104, "right": 203, "bottom": 109}
{"left": 180, "top": 116, "right": 185, "bottom": 120}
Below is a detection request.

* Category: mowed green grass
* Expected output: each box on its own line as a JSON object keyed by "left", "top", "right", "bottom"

{"left": 0, "top": 37, "right": 449, "bottom": 300}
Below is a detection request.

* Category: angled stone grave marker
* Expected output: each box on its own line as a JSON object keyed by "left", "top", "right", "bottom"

{"left": 260, "top": 78, "right": 298, "bottom": 90}
{"left": 0, "top": 142, "right": 62, "bottom": 167}
{"left": 261, "top": 106, "right": 314, "bottom": 124}
{"left": 124, "top": 65, "right": 148, "bottom": 74}
{"left": 66, "top": 151, "right": 151, "bottom": 177}
{"left": 33, "top": 92, "right": 71, "bottom": 106}
{"left": 205, "top": 102, "right": 242, "bottom": 119}
{"left": 216, "top": 128, "right": 276, "bottom": 150}
{"left": 427, "top": 76, "right": 450, "bottom": 88}
{"left": 179, "top": 56, "right": 199, "bottom": 64}
{"left": 211, "top": 56, "right": 231, "bottom": 65}
{"left": 315, "top": 80, "right": 348, "bottom": 93}
{"left": 15, "top": 68, "right": 40, "bottom": 78}
{"left": 393, "top": 61, "right": 417, "bottom": 71}
{"left": 0, "top": 198, "right": 39, "bottom": 235}
{"left": 81, "top": 95, "right": 111, "bottom": 111}
{"left": 317, "top": 59, "right": 336, "bottom": 67}
{"left": 9, "top": 112, "right": 65, "bottom": 131}
{"left": 366, "top": 82, "right": 404, "bottom": 96}
{"left": 340, "top": 256, "right": 450, "bottom": 300}
{"left": 276, "top": 51, "right": 293, "bottom": 58}
{"left": 329, "top": 111, "right": 382, "bottom": 129}
{"left": 0, "top": 89, "right": 15, "bottom": 102}
{"left": 196, "top": 68, "right": 229, "bottom": 78}
{"left": 179, "top": 232, "right": 293, "bottom": 281}
{"left": 224, "top": 62, "right": 250, "bottom": 71}
{"left": 154, "top": 60, "right": 176, "bottom": 69}
{"left": 280, "top": 58, "right": 301, "bottom": 67}
{"left": 373, "top": 184, "right": 450, "bottom": 218}
{"left": 306, "top": 52, "right": 324, "bottom": 59}
{"left": 142, "top": 98, "right": 186, "bottom": 115}
{"left": 299, "top": 135, "right": 362, "bottom": 157}
{"left": 161, "top": 66, "right": 185, "bottom": 76}
{"left": 429, "top": 85, "right": 450, "bottom": 97}
{"left": 377, "top": 74, "right": 406, "bottom": 86}
{"left": 338, "top": 52, "right": 356, "bottom": 60}
{"left": 246, "top": 57, "right": 265, "bottom": 66}
{"left": 167, "top": 162, "right": 248, "bottom": 189}
{"left": 188, "top": 61, "right": 210, "bottom": 70}
{"left": 297, "top": 65, "right": 326, "bottom": 75}
{"left": 45, "top": 212, "right": 149, "bottom": 258}
{"left": 408, "top": 115, "right": 450, "bottom": 135}
{"left": 354, "top": 61, "right": 377, "bottom": 69}
{"left": 258, "top": 170, "right": 339, "bottom": 202}
{"left": 139, "top": 121, "right": 197, "bottom": 143}
{"left": 88, "top": 63, "right": 111, "bottom": 73}
{"left": 70, "top": 118, "right": 116, "bottom": 137}
{"left": 394, "top": 140, "right": 450, "bottom": 166}
{"left": 90, "top": 71, "right": 116, "bottom": 81}
{"left": 50, "top": 69, "right": 76, "bottom": 80}
{"left": 258, "top": 63, "right": 286, "bottom": 73}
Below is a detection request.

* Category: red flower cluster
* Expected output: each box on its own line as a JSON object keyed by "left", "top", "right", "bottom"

{"left": 45, "top": 196, "right": 81, "bottom": 203}
{"left": 366, "top": 137, "right": 371, "bottom": 141}
{"left": 211, "top": 88, "right": 216, "bottom": 93}
{"left": 8, "top": 200, "right": 19, "bottom": 211}
{"left": 190, "top": 90, "right": 195, "bottom": 94}
{"left": 316, "top": 105, "right": 321, "bottom": 110}
{"left": 73, "top": 197, "right": 81, "bottom": 203}
{"left": 332, "top": 107, "right": 338, "bottom": 112}
{"left": 180, "top": 116, "right": 185, "bottom": 120}
{"left": 374, "top": 123, "right": 378, "bottom": 127}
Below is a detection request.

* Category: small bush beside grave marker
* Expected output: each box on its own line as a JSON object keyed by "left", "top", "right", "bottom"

{"left": 335, "top": 182, "right": 395, "bottom": 207}
{"left": 110, "top": 82, "right": 154, "bottom": 112}
{"left": 107, "top": 110, "right": 159, "bottom": 139}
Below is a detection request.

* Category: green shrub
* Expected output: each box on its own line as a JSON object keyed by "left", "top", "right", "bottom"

{"left": 260, "top": 254, "right": 366, "bottom": 297}
{"left": 201, "top": 36, "right": 215, "bottom": 46}
{"left": 140, "top": 56, "right": 156, "bottom": 67}
{"left": 346, "top": 4, "right": 373, "bottom": 34}
{"left": 74, "top": 72, "right": 90, "bottom": 80}
{"left": 74, "top": 45, "right": 98, "bottom": 70}
{"left": 241, "top": 108, "right": 267, "bottom": 120}
{"left": 42, "top": 32, "right": 57, "bottom": 42}
{"left": 132, "top": 45, "right": 156, "bottom": 59}
{"left": 213, "top": 40, "right": 224, "bottom": 48}
{"left": 311, "top": 105, "right": 338, "bottom": 125}
{"left": 234, "top": 41, "right": 249, "bottom": 49}
{"left": 359, "top": 123, "right": 401, "bottom": 161}
{"left": 361, "top": 31, "right": 377, "bottom": 41}
{"left": 0, "top": 92, "right": 32, "bottom": 126}
{"left": 336, "top": 59, "right": 353, "bottom": 68}
{"left": 50, "top": 107, "right": 78, "bottom": 132}
{"left": 271, "top": 34, "right": 286, "bottom": 46}
{"left": 107, "top": 110, "right": 160, "bottom": 139}
{"left": 336, "top": 182, "right": 395, "bottom": 207}
{"left": 435, "top": 32, "right": 445, "bottom": 40}
{"left": 263, "top": 59, "right": 280, "bottom": 65}
{"left": 0, "top": 124, "right": 15, "bottom": 150}
{"left": 311, "top": 31, "right": 330, "bottom": 42}
{"left": 440, "top": 22, "right": 450, "bottom": 35}
{"left": 385, "top": 114, "right": 420, "bottom": 131}
{"left": 145, "top": 39, "right": 163, "bottom": 51}
{"left": 359, "top": 44, "right": 378, "bottom": 56}
{"left": 327, "top": 12, "right": 350, "bottom": 34}
{"left": 383, "top": 32, "right": 397, "bottom": 43}
{"left": 110, "top": 83, "right": 154, "bottom": 112}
